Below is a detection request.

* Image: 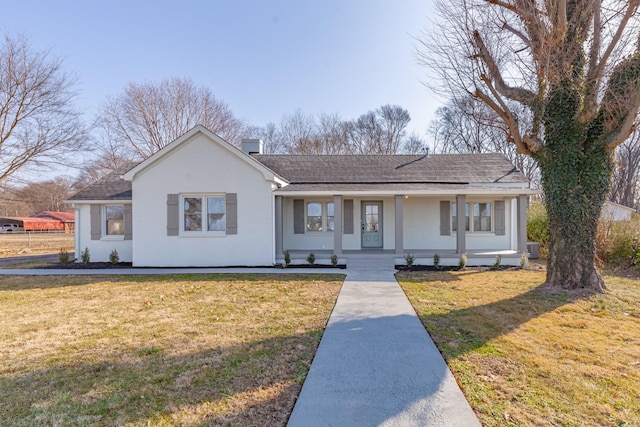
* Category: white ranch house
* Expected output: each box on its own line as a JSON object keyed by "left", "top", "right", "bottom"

{"left": 67, "top": 125, "right": 537, "bottom": 267}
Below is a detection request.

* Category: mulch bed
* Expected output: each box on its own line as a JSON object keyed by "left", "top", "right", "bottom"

{"left": 44, "top": 262, "right": 134, "bottom": 269}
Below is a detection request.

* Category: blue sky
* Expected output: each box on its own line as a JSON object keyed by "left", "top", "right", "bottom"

{"left": 2, "top": 1, "right": 440, "bottom": 141}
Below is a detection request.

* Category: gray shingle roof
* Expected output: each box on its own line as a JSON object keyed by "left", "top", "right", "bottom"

{"left": 253, "top": 153, "right": 527, "bottom": 184}
{"left": 67, "top": 153, "right": 529, "bottom": 201}
{"left": 67, "top": 163, "right": 136, "bottom": 201}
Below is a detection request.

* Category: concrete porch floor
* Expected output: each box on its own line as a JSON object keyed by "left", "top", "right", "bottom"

{"left": 281, "top": 249, "right": 527, "bottom": 267}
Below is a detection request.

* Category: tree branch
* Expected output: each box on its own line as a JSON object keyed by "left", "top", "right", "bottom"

{"left": 582, "top": 0, "right": 640, "bottom": 122}
{"left": 557, "top": 0, "right": 567, "bottom": 33}
{"left": 502, "top": 21, "right": 531, "bottom": 47}
{"left": 475, "top": 82, "right": 533, "bottom": 155}
{"left": 607, "top": 89, "right": 640, "bottom": 150}
{"left": 485, "top": 0, "right": 517, "bottom": 13}
{"left": 473, "top": 30, "right": 537, "bottom": 106}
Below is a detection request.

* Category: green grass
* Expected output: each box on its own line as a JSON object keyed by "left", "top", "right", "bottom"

{"left": 398, "top": 269, "right": 640, "bottom": 427}
{"left": 0, "top": 273, "right": 343, "bottom": 426}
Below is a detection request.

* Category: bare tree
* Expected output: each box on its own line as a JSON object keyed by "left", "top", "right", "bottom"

{"left": 430, "top": 95, "right": 540, "bottom": 187}
{"left": 276, "top": 110, "right": 352, "bottom": 154}
{"left": 243, "top": 123, "right": 285, "bottom": 154}
{"left": 317, "top": 112, "right": 352, "bottom": 154}
{"left": 0, "top": 34, "right": 88, "bottom": 184}
{"left": 0, "top": 177, "right": 74, "bottom": 216}
{"left": 610, "top": 127, "right": 640, "bottom": 209}
{"left": 251, "top": 106, "right": 414, "bottom": 155}
{"left": 96, "top": 77, "right": 245, "bottom": 159}
{"left": 279, "top": 109, "right": 319, "bottom": 154}
{"left": 16, "top": 177, "right": 75, "bottom": 214}
{"left": 401, "top": 133, "right": 429, "bottom": 154}
{"left": 348, "top": 105, "right": 411, "bottom": 154}
{"left": 419, "top": 0, "right": 640, "bottom": 292}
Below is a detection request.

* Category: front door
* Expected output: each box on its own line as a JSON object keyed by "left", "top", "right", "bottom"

{"left": 361, "top": 201, "right": 383, "bottom": 248}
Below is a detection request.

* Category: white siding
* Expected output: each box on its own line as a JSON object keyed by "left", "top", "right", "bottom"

{"left": 74, "top": 204, "right": 133, "bottom": 262}
{"left": 403, "top": 196, "right": 512, "bottom": 251}
{"left": 282, "top": 197, "right": 398, "bottom": 251}
{"left": 131, "top": 133, "right": 274, "bottom": 267}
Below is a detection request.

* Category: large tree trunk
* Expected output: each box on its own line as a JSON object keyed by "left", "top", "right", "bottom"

{"left": 538, "top": 83, "right": 613, "bottom": 293}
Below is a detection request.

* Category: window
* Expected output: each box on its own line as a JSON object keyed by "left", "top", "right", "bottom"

{"left": 453, "top": 202, "right": 492, "bottom": 232}
{"left": 105, "top": 205, "right": 124, "bottom": 236}
{"left": 307, "top": 202, "right": 323, "bottom": 231}
{"left": 452, "top": 203, "right": 469, "bottom": 232}
{"left": 182, "top": 195, "right": 225, "bottom": 233}
{"left": 305, "top": 201, "right": 334, "bottom": 232}
{"left": 474, "top": 203, "right": 492, "bottom": 231}
{"left": 327, "top": 202, "right": 335, "bottom": 231}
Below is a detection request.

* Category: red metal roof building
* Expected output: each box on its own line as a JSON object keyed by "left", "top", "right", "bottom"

{"left": 0, "top": 211, "right": 75, "bottom": 233}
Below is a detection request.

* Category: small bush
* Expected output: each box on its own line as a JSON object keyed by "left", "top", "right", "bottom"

{"left": 458, "top": 252, "right": 467, "bottom": 270}
{"left": 80, "top": 247, "right": 91, "bottom": 264}
{"left": 330, "top": 254, "right": 338, "bottom": 266}
{"left": 492, "top": 254, "right": 502, "bottom": 269}
{"left": 520, "top": 250, "right": 529, "bottom": 268}
{"left": 109, "top": 249, "right": 120, "bottom": 264}
{"left": 306, "top": 252, "right": 315, "bottom": 265}
{"left": 58, "top": 248, "right": 71, "bottom": 264}
{"left": 284, "top": 250, "right": 291, "bottom": 267}
{"left": 405, "top": 252, "right": 415, "bottom": 267}
{"left": 433, "top": 253, "right": 440, "bottom": 269}
{"left": 527, "top": 200, "right": 549, "bottom": 257}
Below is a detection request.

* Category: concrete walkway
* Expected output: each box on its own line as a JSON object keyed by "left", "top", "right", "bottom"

{"left": 287, "top": 257, "right": 480, "bottom": 427}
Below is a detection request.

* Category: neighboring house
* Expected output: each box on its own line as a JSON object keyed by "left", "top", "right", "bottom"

{"left": 66, "top": 125, "right": 538, "bottom": 267}
{"left": 601, "top": 201, "right": 637, "bottom": 222}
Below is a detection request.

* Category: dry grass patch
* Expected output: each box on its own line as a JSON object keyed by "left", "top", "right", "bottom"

{"left": 0, "top": 273, "right": 343, "bottom": 426}
{"left": 0, "top": 233, "right": 75, "bottom": 257}
{"left": 398, "top": 269, "right": 640, "bottom": 427}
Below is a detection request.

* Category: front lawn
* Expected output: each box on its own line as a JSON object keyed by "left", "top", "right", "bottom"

{"left": 0, "top": 273, "right": 343, "bottom": 426}
{"left": 398, "top": 269, "right": 640, "bottom": 426}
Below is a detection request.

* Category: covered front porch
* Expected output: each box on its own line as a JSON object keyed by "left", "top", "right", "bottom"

{"left": 274, "top": 189, "right": 537, "bottom": 267}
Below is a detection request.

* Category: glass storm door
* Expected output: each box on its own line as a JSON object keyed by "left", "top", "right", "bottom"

{"left": 361, "top": 201, "right": 383, "bottom": 248}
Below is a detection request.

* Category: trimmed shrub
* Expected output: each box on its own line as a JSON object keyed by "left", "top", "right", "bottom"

{"left": 306, "top": 252, "right": 315, "bottom": 265}
{"left": 58, "top": 248, "right": 71, "bottom": 264}
{"left": 284, "top": 250, "right": 291, "bottom": 267}
{"left": 458, "top": 252, "right": 467, "bottom": 270}
{"left": 109, "top": 249, "right": 120, "bottom": 264}
{"left": 405, "top": 252, "right": 415, "bottom": 267}
{"left": 433, "top": 253, "right": 440, "bottom": 269}
{"left": 492, "top": 254, "right": 502, "bottom": 269}
{"left": 80, "top": 247, "right": 91, "bottom": 264}
{"left": 330, "top": 254, "right": 338, "bottom": 266}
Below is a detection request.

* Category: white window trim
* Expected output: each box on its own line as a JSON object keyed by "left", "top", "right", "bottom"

{"left": 305, "top": 200, "right": 335, "bottom": 234}
{"left": 180, "top": 193, "right": 226, "bottom": 236}
{"left": 102, "top": 204, "right": 125, "bottom": 240}
{"left": 452, "top": 201, "right": 494, "bottom": 234}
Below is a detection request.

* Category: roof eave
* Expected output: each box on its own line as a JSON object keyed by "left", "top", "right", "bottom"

{"left": 273, "top": 188, "right": 540, "bottom": 197}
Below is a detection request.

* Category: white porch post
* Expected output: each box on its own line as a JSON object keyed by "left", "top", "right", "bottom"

{"left": 456, "top": 195, "right": 466, "bottom": 254}
{"left": 275, "top": 196, "right": 283, "bottom": 257}
{"left": 395, "top": 195, "right": 404, "bottom": 254}
{"left": 517, "top": 195, "right": 528, "bottom": 254}
{"left": 333, "top": 195, "right": 342, "bottom": 255}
